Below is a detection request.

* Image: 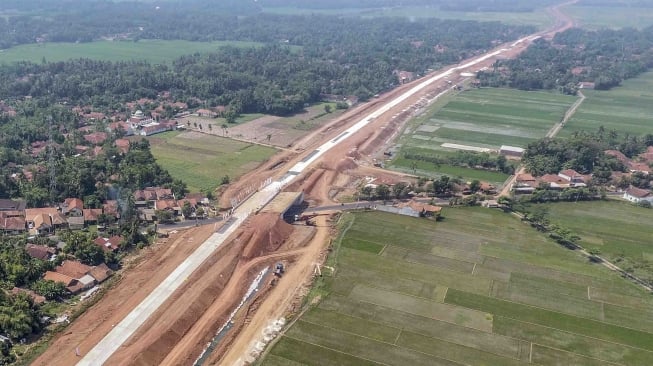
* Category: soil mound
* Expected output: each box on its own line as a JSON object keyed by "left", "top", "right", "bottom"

{"left": 241, "top": 213, "right": 294, "bottom": 260}
{"left": 335, "top": 157, "right": 358, "bottom": 172}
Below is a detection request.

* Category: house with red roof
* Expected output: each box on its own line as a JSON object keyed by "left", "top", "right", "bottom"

{"left": 62, "top": 198, "right": 84, "bottom": 216}
{"left": 83, "top": 132, "right": 108, "bottom": 145}
{"left": 93, "top": 236, "right": 122, "bottom": 252}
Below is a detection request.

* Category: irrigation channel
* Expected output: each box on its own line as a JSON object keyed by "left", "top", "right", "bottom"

{"left": 193, "top": 267, "right": 272, "bottom": 365}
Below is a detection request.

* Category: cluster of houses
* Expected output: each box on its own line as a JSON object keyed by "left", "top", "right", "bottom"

{"left": 513, "top": 162, "right": 653, "bottom": 205}
{"left": 133, "top": 188, "right": 210, "bottom": 222}
{"left": 0, "top": 198, "right": 119, "bottom": 236}
{"left": 513, "top": 169, "right": 590, "bottom": 193}
{"left": 43, "top": 260, "right": 113, "bottom": 295}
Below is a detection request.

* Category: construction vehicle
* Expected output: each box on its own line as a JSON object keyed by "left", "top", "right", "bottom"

{"left": 274, "top": 262, "right": 284, "bottom": 277}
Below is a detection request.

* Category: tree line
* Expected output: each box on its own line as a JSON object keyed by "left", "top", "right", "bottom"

{"left": 477, "top": 27, "right": 653, "bottom": 94}
{"left": 523, "top": 128, "right": 653, "bottom": 187}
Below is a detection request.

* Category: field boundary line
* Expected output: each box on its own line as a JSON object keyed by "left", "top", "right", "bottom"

{"left": 587, "top": 286, "right": 591, "bottom": 300}
{"left": 529, "top": 340, "right": 624, "bottom": 366}
{"left": 378, "top": 244, "right": 388, "bottom": 256}
{"left": 282, "top": 334, "right": 392, "bottom": 366}
{"left": 393, "top": 329, "right": 403, "bottom": 345}
{"left": 496, "top": 315, "right": 653, "bottom": 352}
{"left": 529, "top": 342, "right": 533, "bottom": 363}
{"left": 355, "top": 297, "right": 492, "bottom": 333}
{"left": 300, "top": 311, "right": 525, "bottom": 362}
{"left": 354, "top": 281, "right": 460, "bottom": 305}
{"left": 472, "top": 262, "right": 477, "bottom": 275}
{"left": 477, "top": 290, "right": 653, "bottom": 335}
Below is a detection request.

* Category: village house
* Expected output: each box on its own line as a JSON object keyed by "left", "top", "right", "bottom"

{"left": 155, "top": 199, "right": 181, "bottom": 216}
{"left": 623, "top": 186, "right": 653, "bottom": 204}
{"left": 93, "top": 236, "right": 122, "bottom": 252}
{"left": 0, "top": 199, "right": 26, "bottom": 212}
{"left": 0, "top": 215, "right": 26, "bottom": 235}
{"left": 513, "top": 173, "right": 538, "bottom": 193}
{"left": 62, "top": 198, "right": 84, "bottom": 217}
{"left": 11, "top": 288, "right": 46, "bottom": 304}
{"left": 108, "top": 121, "right": 134, "bottom": 136}
{"left": 139, "top": 120, "right": 177, "bottom": 136}
{"left": 114, "top": 139, "right": 131, "bottom": 154}
{"left": 44, "top": 261, "right": 113, "bottom": 294}
{"left": 196, "top": 108, "right": 217, "bottom": 118}
{"left": 25, "top": 208, "right": 68, "bottom": 236}
{"left": 558, "top": 169, "right": 585, "bottom": 185}
{"left": 83, "top": 132, "right": 108, "bottom": 145}
{"left": 83, "top": 208, "right": 103, "bottom": 225}
{"left": 25, "top": 244, "right": 56, "bottom": 261}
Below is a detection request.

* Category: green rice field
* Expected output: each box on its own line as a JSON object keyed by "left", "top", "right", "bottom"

{"left": 390, "top": 88, "right": 576, "bottom": 182}
{"left": 560, "top": 71, "right": 653, "bottom": 137}
{"left": 148, "top": 131, "right": 276, "bottom": 192}
{"left": 261, "top": 208, "right": 653, "bottom": 366}
{"left": 0, "top": 40, "right": 265, "bottom": 64}
{"left": 263, "top": 6, "right": 553, "bottom": 28}
{"left": 567, "top": 5, "right": 653, "bottom": 29}
{"left": 544, "top": 200, "right": 653, "bottom": 284}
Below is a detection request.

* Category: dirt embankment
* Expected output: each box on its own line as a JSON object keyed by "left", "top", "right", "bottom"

{"left": 104, "top": 214, "right": 298, "bottom": 365}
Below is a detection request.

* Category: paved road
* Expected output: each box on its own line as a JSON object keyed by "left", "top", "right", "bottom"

{"left": 77, "top": 29, "right": 553, "bottom": 366}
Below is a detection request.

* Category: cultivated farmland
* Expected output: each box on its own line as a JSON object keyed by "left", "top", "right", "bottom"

{"left": 0, "top": 40, "right": 265, "bottom": 64}
{"left": 262, "top": 209, "right": 653, "bottom": 366}
{"left": 390, "top": 88, "right": 576, "bottom": 182}
{"left": 560, "top": 71, "right": 653, "bottom": 137}
{"left": 148, "top": 131, "right": 276, "bottom": 192}
{"left": 544, "top": 201, "right": 653, "bottom": 285}
{"left": 566, "top": 4, "right": 653, "bottom": 29}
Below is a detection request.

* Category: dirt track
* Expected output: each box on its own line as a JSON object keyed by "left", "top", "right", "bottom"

{"left": 32, "top": 225, "right": 216, "bottom": 366}
{"left": 35, "top": 3, "right": 579, "bottom": 365}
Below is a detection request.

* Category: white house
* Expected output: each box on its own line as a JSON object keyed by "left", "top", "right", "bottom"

{"left": 623, "top": 187, "right": 653, "bottom": 204}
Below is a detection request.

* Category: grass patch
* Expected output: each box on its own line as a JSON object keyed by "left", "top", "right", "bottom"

{"left": 148, "top": 131, "right": 276, "bottom": 192}
{"left": 0, "top": 40, "right": 267, "bottom": 64}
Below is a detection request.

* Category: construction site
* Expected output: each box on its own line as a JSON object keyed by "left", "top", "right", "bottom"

{"left": 31, "top": 5, "right": 577, "bottom": 364}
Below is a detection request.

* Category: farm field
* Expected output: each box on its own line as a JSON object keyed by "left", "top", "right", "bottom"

{"left": 148, "top": 131, "right": 276, "bottom": 192}
{"left": 390, "top": 88, "right": 576, "bottom": 182}
{"left": 566, "top": 5, "right": 653, "bottom": 29}
{"left": 544, "top": 200, "right": 653, "bottom": 285}
{"left": 262, "top": 209, "right": 653, "bottom": 366}
{"left": 263, "top": 6, "right": 553, "bottom": 28}
{"left": 560, "top": 71, "right": 653, "bottom": 137}
{"left": 0, "top": 40, "right": 264, "bottom": 64}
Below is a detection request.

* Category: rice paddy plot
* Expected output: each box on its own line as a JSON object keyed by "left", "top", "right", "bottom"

{"left": 390, "top": 88, "right": 576, "bottom": 181}
{"left": 561, "top": 71, "right": 653, "bottom": 137}
{"left": 262, "top": 208, "right": 653, "bottom": 365}
{"left": 543, "top": 201, "right": 653, "bottom": 285}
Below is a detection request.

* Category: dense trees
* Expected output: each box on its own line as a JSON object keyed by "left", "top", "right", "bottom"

{"left": 523, "top": 128, "right": 653, "bottom": 178}
{"left": 403, "top": 149, "right": 515, "bottom": 174}
{"left": 0, "top": 14, "right": 533, "bottom": 116}
{"left": 478, "top": 27, "right": 653, "bottom": 93}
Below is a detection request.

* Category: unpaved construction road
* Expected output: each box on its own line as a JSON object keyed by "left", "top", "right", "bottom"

{"left": 35, "top": 3, "right": 578, "bottom": 365}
